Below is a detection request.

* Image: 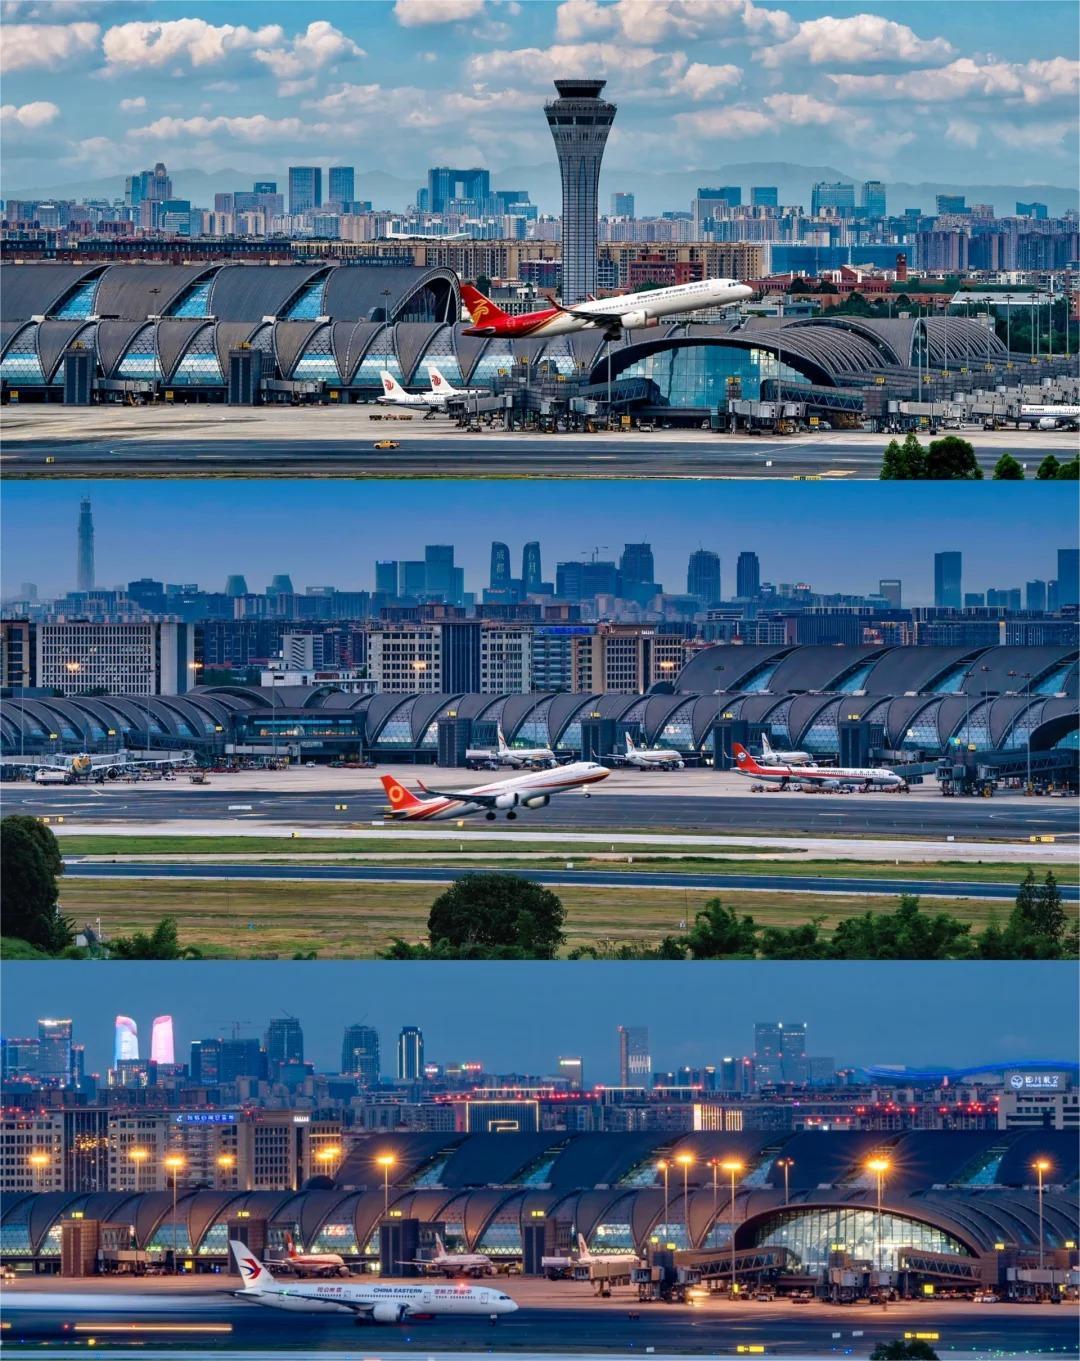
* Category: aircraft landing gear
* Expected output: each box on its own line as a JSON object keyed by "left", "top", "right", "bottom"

{"left": 485, "top": 811, "right": 496, "bottom": 821}
{"left": 506, "top": 810, "right": 517, "bottom": 820}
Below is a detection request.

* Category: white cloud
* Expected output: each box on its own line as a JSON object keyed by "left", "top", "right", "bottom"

{"left": 674, "top": 105, "right": 775, "bottom": 139}
{"left": 993, "top": 119, "right": 1075, "bottom": 149}
{"left": 467, "top": 41, "right": 667, "bottom": 86}
{"left": 556, "top": 0, "right": 780, "bottom": 45}
{"left": 945, "top": 118, "right": 980, "bottom": 149}
{"left": 393, "top": 0, "right": 486, "bottom": 26}
{"left": 308, "top": 81, "right": 532, "bottom": 128}
{"left": 829, "top": 57, "right": 1080, "bottom": 107}
{"left": 252, "top": 20, "right": 364, "bottom": 91}
{"left": 667, "top": 59, "right": 742, "bottom": 100}
{"left": 0, "top": 99, "right": 60, "bottom": 128}
{"left": 757, "top": 14, "right": 953, "bottom": 69}
{"left": 102, "top": 19, "right": 283, "bottom": 70}
{"left": 130, "top": 113, "right": 323, "bottom": 144}
{"left": 118, "top": 96, "right": 146, "bottom": 112}
{"left": 0, "top": 20, "right": 99, "bottom": 73}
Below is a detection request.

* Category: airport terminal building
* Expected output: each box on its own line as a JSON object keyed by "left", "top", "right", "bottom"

{"left": 0, "top": 262, "right": 1060, "bottom": 415}
{"left": 2, "top": 644, "right": 1076, "bottom": 768}
{"left": 3, "top": 1130, "right": 1075, "bottom": 1291}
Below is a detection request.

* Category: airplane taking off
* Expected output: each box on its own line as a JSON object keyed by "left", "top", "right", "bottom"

{"left": 380, "top": 762, "right": 608, "bottom": 822}
{"left": 408, "top": 1234, "right": 495, "bottom": 1278}
{"left": 267, "top": 1232, "right": 349, "bottom": 1277}
{"left": 619, "top": 733, "right": 684, "bottom": 770}
{"left": 732, "top": 743, "right": 907, "bottom": 791}
{"left": 461, "top": 278, "right": 753, "bottom": 341}
{"left": 758, "top": 734, "right": 812, "bottom": 766}
{"left": 229, "top": 1242, "right": 517, "bottom": 1321}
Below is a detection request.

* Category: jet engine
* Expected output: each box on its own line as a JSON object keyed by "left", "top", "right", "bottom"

{"left": 617, "top": 312, "right": 659, "bottom": 331}
{"left": 371, "top": 1301, "right": 409, "bottom": 1323}
{"left": 492, "top": 792, "right": 519, "bottom": 810}
{"left": 520, "top": 794, "right": 550, "bottom": 809}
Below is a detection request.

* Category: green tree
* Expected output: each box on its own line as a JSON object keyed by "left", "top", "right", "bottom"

{"left": 758, "top": 918, "right": 834, "bottom": 959}
{"left": 678, "top": 898, "right": 759, "bottom": 959}
{"left": 830, "top": 895, "right": 973, "bottom": 960}
{"left": 424, "top": 874, "right": 566, "bottom": 959}
{"left": 109, "top": 917, "right": 202, "bottom": 960}
{"left": 992, "top": 452, "right": 1025, "bottom": 479}
{"left": 870, "top": 1341, "right": 938, "bottom": 1360}
{"left": 987, "top": 869, "right": 1074, "bottom": 959}
{"left": 880, "top": 432, "right": 928, "bottom": 479}
{"left": 1055, "top": 455, "right": 1079, "bottom": 479}
{"left": 1035, "top": 453, "right": 1060, "bottom": 479}
{"left": 925, "top": 434, "right": 983, "bottom": 480}
{"left": 0, "top": 815, "right": 71, "bottom": 953}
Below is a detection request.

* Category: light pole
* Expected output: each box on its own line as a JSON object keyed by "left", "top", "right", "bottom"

{"left": 129, "top": 1146, "right": 149, "bottom": 1192}
{"left": 867, "top": 1157, "right": 890, "bottom": 1307}
{"left": 708, "top": 1158, "right": 720, "bottom": 1242}
{"left": 676, "top": 1153, "right": 694, "bottom": 1245}
{"left": 656, "top": 1160, "right": 670, "bottom": 1245}
{"left": 1008, "top": 670, "right": 1033, "bottom": 790}
{"left": 722, "top": 1159, "right": 744, "bottom": 1295}
{"left": 316, "top": 1143, "right": 342, "bottom": 1184}
{"left": 377, "top": 1153, "right": 395, "bottom": 1218}
{"left": 163, "top": 1153, "right": 186, "bottom": 1275}
{"left": 28, "top": 1150, "right": 50, "bottom": 1193}
{"left": 1033, "top": 1158, "right": 1050, "bottom": 1287}
{"left": 776, "top": 1157, "right": 794, "bottom": 1206}
{"left": 216, "top": 1152, "right": 236, "bottom": 1187}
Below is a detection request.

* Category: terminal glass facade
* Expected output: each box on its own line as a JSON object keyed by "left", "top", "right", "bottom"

{"left": 747, "top": 1206, "right": 971, "bottom": 1274}
{"left": 351, "top": 330, "right": 404, "bottom": 388}
{"left": 172, "top": 327, "right": 223, "bottom": 386}
{"left": 117, "top": 325, "right": 162, "bottom": 382}
{"left": 292, "top": 326, "right": 341, "bottom": 384}
{"left": 55, "top": 279, "right": 99, "bottom": 319}
{"left": 476, "top": 1205, "right": 523, "bottom": 1257}
{"left": 470, "top": 340, "right": 516, "bottom": 387}
{"left": 901, "top": 700, "right": 942, "bottom": 750}
{"left": 169, "top": 280, "right": 212, "bottom": 318}
{"left": 417, "top": 327, "right": 463, "bottom": 387}
{"left": 310, "top": 1221, "right": 359, "bottom": 1255}
{"left": 0, "top": 327, "right": 45, "bottom": 385}
{"left": 617, "top": 345, "right": 810, "bottom": 410}
{"left": 283, "top": 280, "right": 326, "bottom": 321}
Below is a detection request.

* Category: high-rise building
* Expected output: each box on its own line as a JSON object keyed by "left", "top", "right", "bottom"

{"left": 558, "top": 1056, "right": 584, "bottom": 1089}
{"left": 934, "top": 552, "right": 963, "bottom": 609}
{"left": 736, "top": 551, "right": 761, "bottom": 599}
{"left": 751, "top": 186, "right": 778, "bottom": 207}
{"left": 150, "top": 1016, "right": 174, "bottom": 1067}
{"left": 610, "top": 192, "right": 635, "bottom": 216}
{"left": 780, "top": 1022, "right": 808, "bottom": 1084}
{"left": 328, "top": 166, "right": 355, "bottom": 209}
{"left": 879, "top": 578, "right": 902, "bottom": 609}
{"left": 861, "top": 180, "right": 887, "bottom": 217}
{"left": 37, "top": 1018, "right": 72, "bottom": 1086}
{"left": 811, "top": 181, "right": 856, "bottom": 216}
{"left": 935, "top": 194, "right": 966, "bottom": 214}
{"left": 617, "top": 1025, "right": 650, "bottom": 1086}
{"left": 341, "top": 1024, "right": 380, "bottom": 1084}
{"left": 1057, "top": 549, "right": 1079, "bottom": 608}
{"left": 375, "top": 560, "right": 398, "bottom": 596}
{"left": 397, "top": 1026, "right": 424, "bottom": 1081}
{"left": 427, "top": 166, "right": 491, "bottom": 214}
{"left": 1016, "top": 201, "right": 1048, "bottom": 219}
{"left": 752, "top": 1021, "right": 784, "bottom": 1087}
{"left": 544, "top": 78, "right": 616, "bottom": 302}
{"left": 1026, "top": 579, "right": 1048, "bottom": 612}
{"left": 687, "top": 550, "right": 721, "bottom": 606}
{"left": 268, "top": 574, "right": 295, "bottom": 597}
{"left": 288, "top": 166, "right": 322, "bottom": 215}
{"left": 225, "top": 575, "right": 249, "bottom": 597}
{"left": 490, "top": 541, "right": 512, "bottom": 591}
{"left": 76, "top": 498, "right": 94, "bottom": 592}
{"left": 522, "top": 541, "right": 543, "bottom": 593}
{"left": 619, "top": 543, "right": 655, "bottom": 589}
{"left": 266, "top": 1017, "right": 303, "bottom": 1071}
{"left": 114, "top": 1017, "right": 139, "bottom": 1065}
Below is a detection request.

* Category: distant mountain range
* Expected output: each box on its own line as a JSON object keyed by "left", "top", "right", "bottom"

{"left": 6, "top": 160, "right": 1077, "bottom": 218}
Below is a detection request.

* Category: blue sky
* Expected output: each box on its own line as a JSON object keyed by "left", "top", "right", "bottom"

{"left": 2, "top": 962, "right": 1076, "bottom": 1077}
{"left": 2, "top": 481, "right": 1075, "bottom": 603}
{"left": 2, "top": 0, "right": 1077, "bottom": 202}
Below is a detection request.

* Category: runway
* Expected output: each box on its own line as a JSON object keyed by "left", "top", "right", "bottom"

{"left": 7, "top": 782, "right": 1075, "bottom": 840}
{"left": 62, "top": 859, "right": 1073, "bottom": 901}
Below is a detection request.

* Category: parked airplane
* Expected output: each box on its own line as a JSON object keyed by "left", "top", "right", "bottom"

{"left": 461, "top": 278, "right": 753, "bottom": 341}
{"left": 732, "top": 743, "right": 907, "bottom": 791}
{"left": 542, "top": 1233, "right": 642, "bottom": 1276}
{"left": 408, "top": 1234, "right": 495, "bottom": 1278}
{"left": 229, "top": 1242, "right": 517, "bottom": 1321}
{"left": 380, "top": 762, "right": 608, "bottom": 822}
{"left": 1018, "top": 403, "right": 1080, "bottom": 430}
{"left": 426, "top": 365, "right": 488, "bottom": 401}
{"left": 618, "top": 733, "right": 684, "bottom": 770}
{"left": 377, "top": 371, "right": 445, "bottom": 413}
{"left": 466, "top": 728, "right": 557, "bottom": 770}
{"left": 267, "top": 1232, "right": 349, "bottom": 1277}
{"left": 27, "top": 751, "right": 191, "bottom": 782}
{"left": 758, "top": 734, "right": 812, "bottom": 766}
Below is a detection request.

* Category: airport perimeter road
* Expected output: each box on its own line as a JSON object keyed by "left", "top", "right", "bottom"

{"left": 4, "top": 407, "right": 1073, "bottom": 478}
{"left": 7, "top": 781, "right": 1076, "bottom": 839}
{"left": 61, "top": 860, "right": 1078, "bottom": 901}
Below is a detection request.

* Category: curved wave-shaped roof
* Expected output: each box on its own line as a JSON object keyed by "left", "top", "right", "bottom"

{"left": 1, "top": 264, "right": 100, "bottom": 322}
{"left": 323, "top": 265, "right": 458, "bottom": 324}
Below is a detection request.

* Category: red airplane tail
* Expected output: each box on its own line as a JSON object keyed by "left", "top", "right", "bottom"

{"left": 731, "top": 742, "right": 763, "bottom": 774}
{"left": 461, "top": 283, "right": 510, "bottom": 327}
{"left": 380, "top": 772, "right": 427, "bottom": 812}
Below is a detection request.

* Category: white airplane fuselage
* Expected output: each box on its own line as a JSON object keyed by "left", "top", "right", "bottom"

{"left": 382, "top": 762, "right": 609, "bottom": 821}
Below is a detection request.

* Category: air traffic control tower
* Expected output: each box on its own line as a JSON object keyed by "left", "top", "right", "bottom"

{"left": 544, "top": 78, "right": 616, "bottom": 303}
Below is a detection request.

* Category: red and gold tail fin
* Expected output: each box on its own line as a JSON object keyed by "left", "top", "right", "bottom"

{"left": 461, "top": 283, "right": 510, "bottom": 326}
{"left": 380, "top": 773, "right": 427, "bottom": 812}
{"left": 731, "top": 742, "right": 762, "bottom": 773}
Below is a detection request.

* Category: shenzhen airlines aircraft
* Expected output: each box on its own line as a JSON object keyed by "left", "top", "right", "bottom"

{"left": 380, "top": 762, "right": 608, "bottom": 821}
{"left": 759, "top": 734, "right": 812, "bottom": 766}
{"left": 229, "top": 1242, "right": 517, "bottom": 1321}
{"left": 732, "top": 743, "right": 907, "bottom": 791}
{"left": 461, "top": 279, "right": 753, "bottom": 341}
{"left": 619, "top": 733, "right": 684, "bottom": 770}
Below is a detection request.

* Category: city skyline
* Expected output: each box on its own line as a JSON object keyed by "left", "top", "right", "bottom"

{"left": 4, "top": 482, "right": 1075, "bottom": 605}
{"left": 3, "top": 2, "right": 1077, "bottom": 200}
{"left": 3, "top": 962, "right": 1076, "bottom": 1078}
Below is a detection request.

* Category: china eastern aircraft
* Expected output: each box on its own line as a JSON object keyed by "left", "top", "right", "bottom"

{"left": 229, "top": 1242, "right": 517, "bottom": 1321}
{"left": 619, "top": 733, "right": 684, "bottom": 770}
{"left": 732, "top": 742, "right": 907, "bottom": 791}
{"left": 758, "top": 734, "right": 812, "bottom": 766}
{"left": 460, "top": 278, "right": 753, "bottom": 341}
{"left": 380, "top": 762, "right": 608, "bottom": 821}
